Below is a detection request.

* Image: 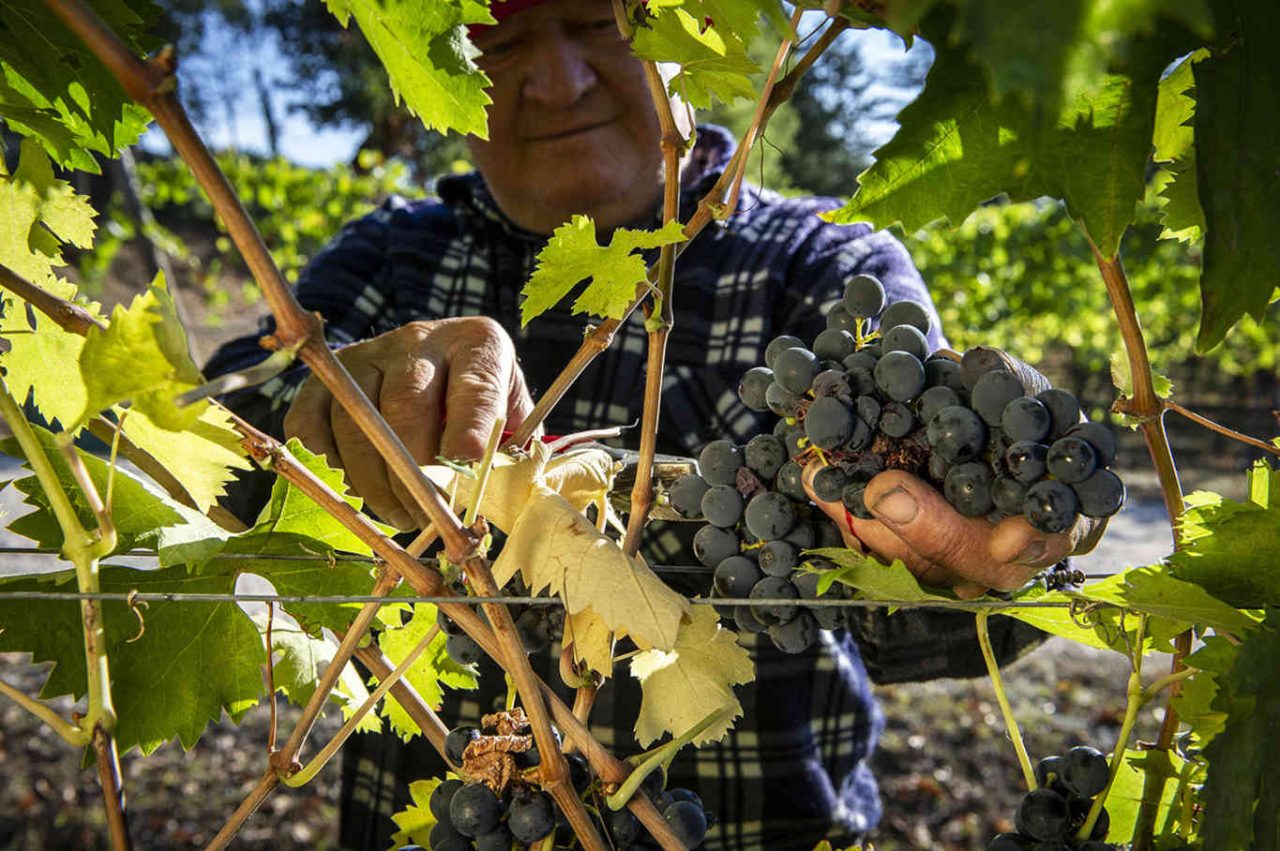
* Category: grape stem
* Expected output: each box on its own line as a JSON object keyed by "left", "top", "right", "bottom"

{"left": 976, "top": 611, "right": 1037, "bottom": 792}
{"left": 605, "top": 706, "right": 733, "bottom": 811}
{"left": 0, "top": 677, "right": 87, "bottom": 745}
{"left": 1078, "top": 615, "right": 1147, "bottom": 841}
{"left": 1162, "top": 399, "right": 1280, "bottom": 457}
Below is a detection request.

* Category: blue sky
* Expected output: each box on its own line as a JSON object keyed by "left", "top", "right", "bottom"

{"left": 143, "top": 11, "right": 932, "bottom": 168}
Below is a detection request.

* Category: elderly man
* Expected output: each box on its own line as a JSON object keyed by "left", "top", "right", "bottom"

{"left": 207, "top": 1, "right": 1085, "bottom": 847}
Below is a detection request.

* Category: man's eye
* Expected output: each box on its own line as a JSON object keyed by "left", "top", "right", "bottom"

{"left": 588, "top": 18, "right": 619, "bottom": 34}
{"left": 480, "top": 37, "right": 520, "bottom": 57}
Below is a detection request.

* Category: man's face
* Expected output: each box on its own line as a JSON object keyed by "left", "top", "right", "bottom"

{"left": 467, "top": 0, "right": 665, "bottom": 235}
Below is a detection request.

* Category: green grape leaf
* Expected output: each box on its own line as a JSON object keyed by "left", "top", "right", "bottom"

{"left": 0, "top": 562, "right": 263, "bottom": 755}
{"left": 1152, "top": 48, "right": 1206, "bottom": 162}
{"left": 1105, "top": 748, "right": 1189, "bottom": 844}
{"left": 119, "top": 405, "right": 253, "bottom": 513}
{"left": 630, "top": 606, "right": 754, "bottom": 747}
{"left": 629, "top": 4, "right": 761, "bottom": 108}
{"left": 1153, "top": 155, "right": 1204, "bottom": 243}
{"left": 1169, "top": 488, "right": 1280, "bottom": 607}
{"left": 377, "top": 603, "right": 479, "bottom": 741}
{"left": 0, "top": 277, "right": 98, "bottom": 429}
{"left": 1170, "top": 635, "right": 1237, "bottom": 749}
{"left": 321, "top": 0, "right": 492, "bottom": 138}
{"left": 1, "top": 422, "right": 197, "bottom": 555}
{"left": 1191, "top": 0, "right": 1280, "bottom": 352}
{"left": 78, "top": 272, "right": 206, "bottom": 431}
{"left": 236, "top": 558, "right": 410, "bottom": 637}
{"left": 0, "top": 138, "right": 97, "bottom": 284}
{"left": 1074, "top": 565, "right": 1257, "bottom": 636}
{"left": 520, "top": 216, "right": 687, "bottom": 325}
{"left": 1247, "top": 457, "right": 1280, "bottom": 509}
{"left": 808, "top": 546, "right": 953, "bottom": 612}
{"left": 389, "top": 777, "right": 444, "bottom": 848}
{"left": 260, "top": 615, "right": 380, "bottom": 733}
{"left": 1200, "top": 613, "right": 1280, "bottom": 848}
{"left": 824, "top": 8, "right": 1179, "bottom": 258}
{"left": 0, "top": 0, "right": 156, "bottom": 170}
{"left": 235, "top": 437, "right": 384, "bottom": 559}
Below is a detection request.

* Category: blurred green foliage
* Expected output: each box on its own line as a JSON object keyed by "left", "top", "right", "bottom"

{"left": 905, "top": 197, "right": 1278, "bottom": 381}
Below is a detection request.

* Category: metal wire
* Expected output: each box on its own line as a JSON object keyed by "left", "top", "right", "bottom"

{"left": 0, "top": 589, "right": 1107, "bottom": 609}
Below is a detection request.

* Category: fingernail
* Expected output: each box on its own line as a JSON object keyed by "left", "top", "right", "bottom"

{"left": 1017, "top": 539, "right": 1047, "bottom": 565}
{"left": 872, "top": 487, "right": 917, "bottom": 524}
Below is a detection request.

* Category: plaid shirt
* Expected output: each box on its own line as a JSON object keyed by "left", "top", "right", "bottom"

{"left": 207, "top": 126, "right": 1044, "bottom": 850}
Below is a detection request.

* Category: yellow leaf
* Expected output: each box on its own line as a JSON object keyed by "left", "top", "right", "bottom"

{"left": 563, "top": 605, "right": 616, "bottom": 676}
{"left": 494, "top": 485, "right": 688, "bottom": 652}
{"left": 630, "top": 607, "right": 754, "bottom": 747}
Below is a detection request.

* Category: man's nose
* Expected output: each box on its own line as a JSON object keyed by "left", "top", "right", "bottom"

{"left": 522, "top": 32, "right": 598, "bottom": 107}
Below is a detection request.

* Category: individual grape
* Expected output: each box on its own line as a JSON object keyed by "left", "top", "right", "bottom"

{"left": 1034, "top": 755, "right": 1065, "bottom": 788}
{"left": 605, "top": 807, "right": 642, "bottom": 846}
{"left": 1024, "top": 481, "right": 1080, "bottom": 534}
{"left": 734, "top": 604, "right": 770, "bottom": 634}
{"left": 749, "top": 576, "right": 799, "bottom": 624}
{"left": 1014, "top": 788, "right": 1072, "bottom": 840}
{"left": 855, "top": 394, "right": 882, "bottom": 430}
{"left": 945, "top": 462, "right": 995, "bottom": 517}
{"left": 927, "top": 405, "right": 987, "bottom": 463}
{"left": 778, "top": 421, "right": 807, "bottom": 457}
{"left": 844, "top": 415, "right": 874, "bottom": 451}
{"left": 474, "top": 826, "right": 514, "bottom": 851}
{"left": 882, "top": 323, "right": 929, "bottom": 360}
{"left": 1005, "top": 441, "right": 1049, "bottom": 483}
{"left": 812, "top": 465, "right": 848, "bottom": 502}
{"left": 987, "top": 834, "right": 1033, "bottom": 850}
{"left": 874, "top": 350, "right": 926, "bottom": 402}
{"left": 744, "top": 434, "right": 787, "bottom": 480}
{"left": 1067, "top": 421, "right": 1117, "bottom": 467}
{"left": 769, "top": 609, "right": 818, "bottom": 653}
{"left": 826, "top": 303, "right": 858, "bottom": 333}
{"left": 879, "top": 401, "right": 915, "bottom": 438}
{"left": 713, "top": 555, "right": 763, "bottom": 598}
{"left": 842, "top": 481, "right": 873, "bottom": 519}
{"left": 764, "top": 335, "right": 804, "bottom": 368}
{"left": 766, "top": 381, "right": 803, "bottom": 418}
{"left": 960, "top": 346, "right": 1008, "bottom": 391}
{"left": 925, "top": 356, "right": 965, "bottom": 393}
{"left": 508, "top": 788, "right": 556, "bottom": 844}
{"left": 774, "top": 460, "right": 807, "bottom": 501}
{"left": 843, "top": 273, "right": 886, "bottom": 318}
{"left": 1002, "top": 396, "right": 1052, "bottom": 442}
{"left": 758, "top": 540, "right": 799, "bottom": 577}
{"left": 428, "top": 821, "right": 471, "bottom": 851}
{"left": 880, "top": 299, "right": 932, "bottom": 335}
{"left": 566, "top": 751, "right": 592, "bottom": 792}
{"left": 701, "top": 484, "right": 745, "bottom": 528}
{"left": 669, "top": 474, "right": 710, "bottom": 519}
{"left": 744, "top": 491, "right": 796, "bottom": 540}
{"left": 844, "top": 350, "right": 880, "bottom": 372}
{"left": 815, "top": 518, "right": 844, "bottom": 547}
{"left": 663, "top": 800, "right": 710, "bottom": 847}
{"left": 446, "top": 632, "right": 483, "bottom": 665}
{"left": 845, "top": 451, "right": 885, "bottom": 484}
{"left": 774, "top": 346, "right": 821, "bottom": 394}
{"left": 1070, "top": 800, "right": 1110, "bottom": 841}
{"left": 693, "top": 525, "right": 740, "bottom": 567}
{"left": 437, "top": 607, "right": 464, "bottom": 637}
{"left": 992, "top": 476, "right": 1028, "bottom": 517}
{"left": 927, "top": 452, "right": 951, "bottom": 483}
{"left": 738, "top": 366, "right": 774, "bottom": 412}
{"left": 811, "top": 368, "right": 853, "bottom": 401}
{"left": 702, "top": 441, "right": 745, "bottom": 488}
{"left": 917, "top": 385, "right": 961, "bottom": 424}
{"left": 1046, "top": 436, "right": 1098, "bottom": 483}
{"left": 845, "top": 365, "right": 877, "bottom": 397}
{"left": 515, "top": 607, "right": 553, "bottom": 654}
{"left": 430, "top": 777, "right": 464, "bottom": 820}
{"left": 971, "top": 370, "right": 1025, "bottom": 426}
{"left": 1061, "top": 745, "right": 1109, "bottom": 798}
{"left": 1037, "top": 388, "right": 1081, "bottom": 439}
{"left": 814, "top": 328, "right": 856, "bottom": 361}
{"left": 783, "top": 522, "right": 816, "bottom": 549}
{"left": 449, "top": 782, "right": 501, "bottom": 837}
{"left": 805, "top": 396, "right": 855, "bottom": 450}
{"left": 1073, "top": 468, "right": 1125, "bottom": 518}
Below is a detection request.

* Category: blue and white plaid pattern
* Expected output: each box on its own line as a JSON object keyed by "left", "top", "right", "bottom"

{"left": 206, "top": 127, "right": 1043, "bottom": 850}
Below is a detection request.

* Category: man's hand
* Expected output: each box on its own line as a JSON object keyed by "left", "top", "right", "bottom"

{"left": 283, "top": 317, "right": 534, "bottom": 530}
{"left": 804, "top": 466, "right": 1094, "bottom": 598}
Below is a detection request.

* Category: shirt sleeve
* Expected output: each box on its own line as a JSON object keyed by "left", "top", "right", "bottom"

{"left": 202, "top": 200, "right": 399, "bottom": 521}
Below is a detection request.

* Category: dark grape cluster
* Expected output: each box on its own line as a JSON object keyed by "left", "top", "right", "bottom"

{"left": 427, "top": 713, "right": 714, "bottom": 849}
{"left": 437, "top": 580, "right": 564, "bottom": 667}
{"left": 669, "top": 274, "right": 1125, "bottom": 654}
{"left": 988, "top": 746, "right": 1121, "bottom": 849}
